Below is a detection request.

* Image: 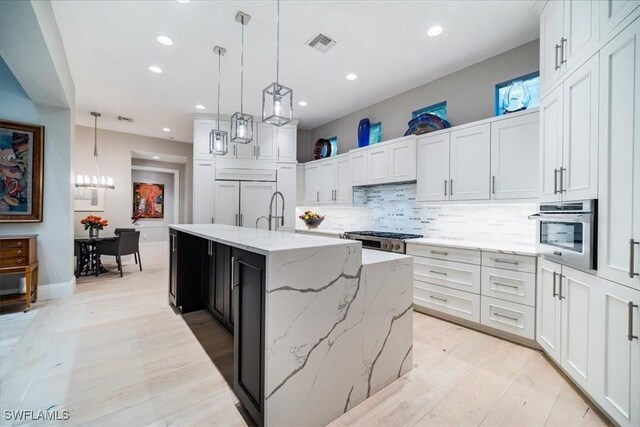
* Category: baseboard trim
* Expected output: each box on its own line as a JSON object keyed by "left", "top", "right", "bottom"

{"left": 39, "top": 277, "right": 75, "bottom": 300}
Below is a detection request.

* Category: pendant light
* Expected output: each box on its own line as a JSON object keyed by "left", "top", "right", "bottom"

{"left": 231, "top": 11, "right": 253, "bottom": 144}
{"left": 210, "top": 46, "right": 228, "bottom": 155}
{"left": 262, "top": 0, "right": 292, "bottom": 127}
{"left": 75, "top": 112, "right": 115, "bottom": 189}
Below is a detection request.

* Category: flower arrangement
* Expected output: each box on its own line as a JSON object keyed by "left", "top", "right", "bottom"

{"left": 298, "top": 210, "right": 325, "bottom": 229}
{"left": 81, "top": 215, "right": 108, "bottom": 230}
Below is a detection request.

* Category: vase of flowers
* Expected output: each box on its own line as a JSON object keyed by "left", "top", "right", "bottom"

{"left": 81, "top": 215, "right": 108, "bottom": 238}
{"left": 298, "top": 210, "right": 325, "bottom": 229}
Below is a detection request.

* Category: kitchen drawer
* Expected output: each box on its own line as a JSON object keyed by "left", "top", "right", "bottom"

{"left": 481, "top": 251, "right": 536, "bottom": 273}
{"left": 481, "top": 267, "right": 535, "bottom": 307}
{"left": 406, "top": 243, "right": 481, "bottom": 265}
{"left": 0, "top": 256, "right": 27, "bottom": 267}
{"left": 0, "top": 247, "right": 28, "bottom": 258}
{"left": 413, "top": 257, "right": 481, "bottom": 294}
{"left": 480, "top": 296, "right": 535, "bottom": 339}
{"left": 414, "top": 281, "right": 480, "bottom": 323}
{"left": 0, "top": 239, "right": 28, "bottom": 249}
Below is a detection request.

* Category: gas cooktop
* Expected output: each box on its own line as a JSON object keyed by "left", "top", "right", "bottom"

{"left": 341, "top": 231, "right": 423, "bottom": 253}
{"left": 343, "top": 231, "right": 423, "bottom": 240}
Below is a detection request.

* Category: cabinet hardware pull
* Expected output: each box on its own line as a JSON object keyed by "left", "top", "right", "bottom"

{"left": 17, "top": 242, "right": 22, "bottom": 247}
{"left": 558, "top": 274, "right": 565, "bottom": 300}
{"left": 278, "top": 147, "right": 281, "bottom": 160}
{"left": 235, "top": 213, "right": 239, "bottom": 226}
{"left": 233, "top": 145, "right": 236, "bottom": 156}
{"left": 240, "top": 214, "right": 244, "bottom": 227}
{"left": 553, "top": 168, "right": 559, "bottom": 194}
{"left": 450, "top": 179, "right": 453, "bottom": 196}
{"left": 444, "top": 180, "right": 448, "bottom": 196}
{"left": 493, "top": 312, "right": 519, "bottom": 322}
{"left": 554, "top": 44, "right": 561, "bottom": 70}
{"left": 493, "top": 281, "right": 518, "bottom": 289}
{"left": 429, "top": 295, "right": 448, "bottom": 303}
{"left": 430, "top": 270, "right": 448, "bottom": 276}
{"left": 317, "top": 191, "right": 319, "bottom": 202}
{"left": 430, "top": 250, "right": 449, "bottom": 256}
{"left": 490, "top": 258, "right": 519, "bottom": 265}
{"left": 629, "top": 239, "right": 639, "bottom": 278}
{"left": 628, "top": 301, "right": 638, "bottom": 341}
{"left": 16, "top": 249, "right": 22, "bottom": 255}
{"left": 492, "top": 175, "right": 496, "bottom": 194}
{"left": 559, "top": 167, "right": 566, "bottom": 193}
{"left": 552, "top": 271, "right": 558, "bottom": 297}
{"left": 560, "top": 38, "right": 567, "bottom": 65}
{"left": 231, "top": 256, "right": 237, "bottom": 290}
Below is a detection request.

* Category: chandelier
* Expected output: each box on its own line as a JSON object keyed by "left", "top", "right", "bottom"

{"left": 75, "top": 112, "right": 114, "bottom": 189}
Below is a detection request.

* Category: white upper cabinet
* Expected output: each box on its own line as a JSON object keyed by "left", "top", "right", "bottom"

{"left": 335, "top": 155, "right": 352, "bottom": 205}
{"left": 600, "top": 0, "right": 640, "bottom": 41}
{"left": 303, "top": 163, "right": 320, "bottom": 205}
{"left": 193, "top": 160, "right": 215, "bottom": 224}
{"left": 350, "top": 150, "right": 367, "bottom": 186}
{"left": 449, "top": 123, "right": 490, "bottom": 201}
{"left": 194, "top": 119, "right": 215, "bottom": 158}
{"left": 256, "top": 122, "right": 276, "bottom": 161}
{"left": 540, "top": 84, "right": 564, "bottom": 202}
{"left": 307, "top": 154, "right": 352, "bottom": 206}
{"left": 564, "top": 0, "right": 600, "bottom": 70}
{"left": 598, "top": 18, "right": 640, "bottom": 290}
{"left": 541, "top": 0, "right": 565, "bottom": 92}
{"left": 387, "top": 137, "right": 417, "bottom": 183}
{"left": 367, "top": 144, "right": 389, "bottom": 185}
{"left": 417, "top": 132, "right": 450, "bottom": 202}
{"left": 235, "top": 122, "right": 257, "bottom": 160}
{"left": 537, "top": 258, "right": 563, "bottom": 363}
{"left": 214, "top": 181, "right": 240, "bottom": 226}
{"left": 490, "top": 112, "right": 539, "bottom": 199}
{"left": 319, "top": 159, "right": 336, "bottom": 204}
{"left": 276, "top": 126, "right": 297, "bottom": 162}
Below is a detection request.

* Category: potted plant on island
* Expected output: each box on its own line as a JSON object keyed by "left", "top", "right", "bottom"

{"left": 81, "top": 215, "right": 108, "bottom": 238}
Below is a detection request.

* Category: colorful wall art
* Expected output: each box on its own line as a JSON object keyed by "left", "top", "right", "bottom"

{"left": 132, "top": 182, "right": 164, "bottom": 219}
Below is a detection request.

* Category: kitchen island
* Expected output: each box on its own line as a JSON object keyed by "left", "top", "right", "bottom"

{"left": 168, "top": 224, "right": 413, "bottom": 427}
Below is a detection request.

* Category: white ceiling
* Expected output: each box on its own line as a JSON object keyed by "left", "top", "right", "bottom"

{"left": 51, "top": 0, "right": 539, "bottom": 144}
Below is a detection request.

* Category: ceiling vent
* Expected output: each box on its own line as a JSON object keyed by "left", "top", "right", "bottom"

{"left": 117, "top": 115, "right": 134, "bottom": 123}
{"left": 306, "top": 33, "right": 336, "bottom": 53}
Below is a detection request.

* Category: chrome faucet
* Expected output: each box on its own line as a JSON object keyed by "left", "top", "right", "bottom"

{"left": 268, "top": 191, "right": 285, "bottom": 231}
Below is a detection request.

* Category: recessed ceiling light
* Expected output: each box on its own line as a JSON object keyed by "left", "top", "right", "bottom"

{"left": 148, "top": 65, "right": 163, "bottom": 73}
{"left": 162, "top": 127, "right": 171, "bottom": 132}
{"left": 195, "top": 104, "right": 205, "bottom": 110}
{"left": 346, "top": 73, "right": 358, "bottom": 81}
{"left": 427, "top": 25, "right": 443, "bottom": 37}
{"left": 298, "top": 101, "right": 308, "bottom": 107}
{"left": 157, "top": 35, "right": 173, "bottom": 46}
{"left": 152, "top": 156, "right": 160, "bottom": 160}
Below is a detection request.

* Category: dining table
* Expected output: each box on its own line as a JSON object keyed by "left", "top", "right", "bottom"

{"left": 74, "top": 235, "right": 117, "bottom": 277}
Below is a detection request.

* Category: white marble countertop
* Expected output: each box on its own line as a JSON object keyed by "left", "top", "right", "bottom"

{"left": 406, "top": 237, "right": 537, "bottom": 256}
{"left": 170, "top": 224, "right": 355, "bottom": 255}
{"left": 361, "top": 248, "right": 412, "bottom": 265}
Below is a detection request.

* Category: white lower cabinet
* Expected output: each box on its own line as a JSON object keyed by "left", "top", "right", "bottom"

{"left": 414, "top": 281, "right": 480, "bottom": 323}
{"left": 481, "top": 296, "right": 535, "bottom": 339}
{"left": 481, "top": 266, "right": 536, "bottom": 307}
{"left": 413, "top": 256, "right": 480, "bottom": 294}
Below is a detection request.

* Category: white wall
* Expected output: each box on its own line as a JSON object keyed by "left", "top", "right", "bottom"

{"left": 299, "top": 40, "right": 539, "bottom": 161}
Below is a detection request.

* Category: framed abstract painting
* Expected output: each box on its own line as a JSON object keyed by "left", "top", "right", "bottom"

{"left": 133, "top": 182, "right": 164, "bottom": 219}
{"left": 0, "top": 120, "right": 44, "bottom": 223}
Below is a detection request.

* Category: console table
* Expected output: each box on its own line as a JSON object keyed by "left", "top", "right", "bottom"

{"left": 0, "top": 235, "right": 38, "bottom": 312}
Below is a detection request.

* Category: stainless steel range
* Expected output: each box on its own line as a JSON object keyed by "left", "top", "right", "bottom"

{"left": 341, "top": 231, "right": 423, "bottom": 253}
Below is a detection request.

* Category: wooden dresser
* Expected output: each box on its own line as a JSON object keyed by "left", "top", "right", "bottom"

{"left": 0, "top": 235, "right": 38, "bottom": 312}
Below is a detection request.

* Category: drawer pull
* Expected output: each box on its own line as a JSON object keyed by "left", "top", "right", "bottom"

{"left": 493, "top": 312, "right": 519, "bottom": 322}
{"left": 429, "top": 295, "right": 448, "bottom": 303}
{"left": 16, "top": 249, "right": 23, "bottom": 255}
{"left": 490, "top": 257, "right": 519, "bottom": 265}
{"left": 17, "top": 242, "right": 23, "bottom": 247}
{"left": 430, "top": 270, "right": 448, "bottom": 276}
{"left": 493, "top": 281, "right": 518, "bottom": 289}
{"left": 430, "top": 250, "right": 449, "bottom": 256}
{"left": 16, "top": 258, "right": 23, "bottom": 264}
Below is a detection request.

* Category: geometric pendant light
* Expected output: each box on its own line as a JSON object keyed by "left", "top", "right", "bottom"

{"left": 210, "top": 46, "right": 229, "bottom": 155}
{"left": 262, "top": 0, "right": 293, "bottom": 127}
{"left": 230, "top": 11, "right": 254, "bottom": 144}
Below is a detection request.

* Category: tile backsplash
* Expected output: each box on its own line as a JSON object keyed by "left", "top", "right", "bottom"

{"left": 296, "top": 182, "right": 536, "bottom": 247}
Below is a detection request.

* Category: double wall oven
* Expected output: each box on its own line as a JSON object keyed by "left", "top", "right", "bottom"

{"left": 529, "top": 200, "right": 597, "bottom": 271}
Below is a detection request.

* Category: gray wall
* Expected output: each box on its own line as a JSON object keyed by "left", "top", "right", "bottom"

{"left": 299, "top": 40, "right": 539, "bottom": 162}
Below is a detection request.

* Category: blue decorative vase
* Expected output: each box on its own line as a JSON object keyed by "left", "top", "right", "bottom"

{"left": 358, "top": 118, "right": 371, "bottom": 148}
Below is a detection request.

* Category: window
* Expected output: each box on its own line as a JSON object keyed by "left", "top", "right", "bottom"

{"left": 495, "top": 71, "right": 540, "bottom": 116}
{"left": 369, "top": 122, "right": 382, "bottom": 145}
{"left": 328, "top": 136, "right": 338, "bottom": 157}
{"left": 412, "top": 101, "right": 447, "bottom": 120}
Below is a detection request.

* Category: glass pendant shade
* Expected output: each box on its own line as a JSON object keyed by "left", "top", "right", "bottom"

{"left": 209, "top": 129, "right": 228, "bottom": 155}
{"left": 262, "top": 82, "right": 292, "bottom": 126}
{"left": 230, "top": 112, "right": 253, "bottom": 144}
{"left": 74, "top": 112, "right": 115, "bottom": 189}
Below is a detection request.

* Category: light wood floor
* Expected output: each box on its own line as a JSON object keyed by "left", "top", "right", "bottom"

{"left": 0, "top": 242, "right": 609, "bottom": 427}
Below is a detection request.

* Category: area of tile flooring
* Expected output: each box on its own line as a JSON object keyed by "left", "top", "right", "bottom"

{"left": 0, "top": 241, "right": 609, "bottom": 426}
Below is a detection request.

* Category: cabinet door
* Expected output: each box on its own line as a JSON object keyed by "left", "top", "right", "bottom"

{"left": 276, "top": 126, "right": 297, "bottom": 162}
{"left": 303, "top": 164, "right": 320, "bottom": 205}
{"left": 203, "top": 240, "right": 216, "bottom": 314}
{"left": 193, "top": 119, "right": 215, "bottom": 158}
{"left": 564, "top": 0, "right": 600, "bottom": 70}
{"left": 319, "top": 159, "right": 336, "bottom": 204}
{"left": 539, "top": 84, "right": 564, "bottom": 202}
{"left": 276, "top": 164, "right": 297, "bottom": 230}
{"left": 193, "top": 160, "right": 215, "bottom": 224}
{"left": 235, "top": 123, "right": 258, "bottom": 159}
{"left": 490, "top": 113, "right": 539, "bottom": 199}
{"left": 232, "top": 248, "right": 266, "bottom": 427}
{"left": 387, "top": 138, "right": 416, "bottom": 183}
{"left": 335, "top": 155, "right": 352, "bottom": 205}
{"left": 598, "top": 19, "right": 640, "bottom": 290}
{"left": 350, "top": 151, "right": 368, "bottom": 186}
{"left": 416, "top": 132, "right": 450, "bottom": 202}
{"left": 214, "top": 181, "right": 240, "bottom": 226}
{"left": 449, "top": 124, "right": 490, "bottom": 201}
{"left": 240, "top": 181, "right": 277, "bottom": 229}
{"left": 367, "top": 145, "right": 389, "bottom": 185}
{"left": 256, "top": 123, "right": 276, "bottom": 161}
{"left": 540, "top": 0, "right": 565, "bottom": 93}
{"left": 600, "top": 0, "right": 640, "bottom": 41}
{"left": 296, "top": 164, "right": 305, "bottom": 205}
{"left": 562, "top": 55, "right": 599, "bottom": 200}
{"left": 537, "top": 258, "right": 562, "bottom": 363}
{"left": 593, "top": 278, "right": 640, "bottom": 427}
{"left": 214, "top": 243, "right": 233, "bottom": 331}
{"left": 560, "top": 266, "right": 599, "bottom": 393}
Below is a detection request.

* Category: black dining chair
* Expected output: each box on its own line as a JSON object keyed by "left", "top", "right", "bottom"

{"left": 114, "top": 228, "right": 135, "bottom": 235}
{"left": 114, "top": 228, "right": 142, "bottom": 267}
{"left": 95, "top": 231, "right": 142, "bottom": 277}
